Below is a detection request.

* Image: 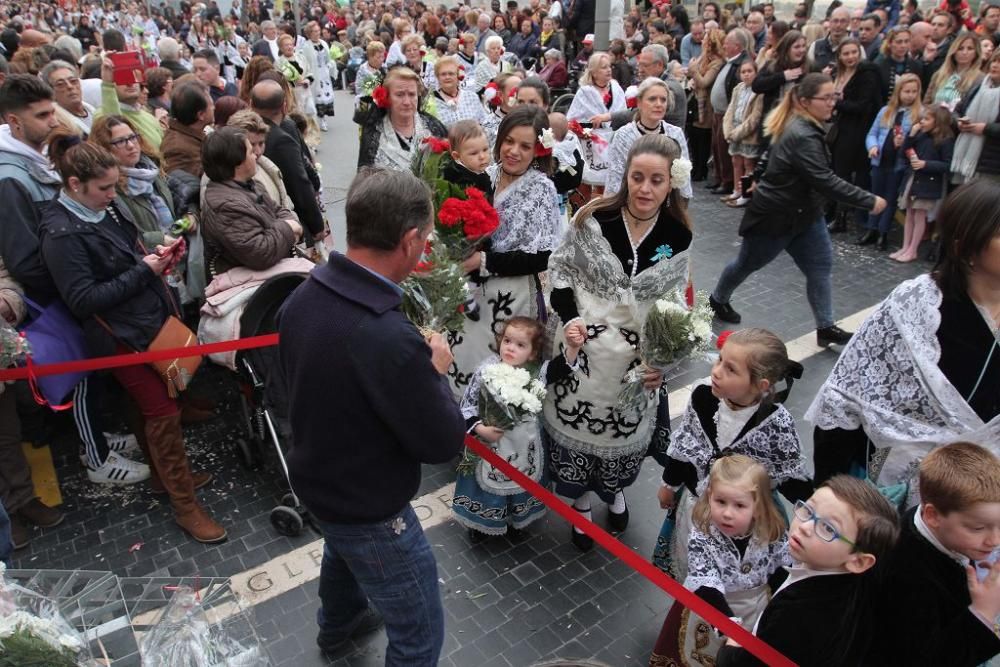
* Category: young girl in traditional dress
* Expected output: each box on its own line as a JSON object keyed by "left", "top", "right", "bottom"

{"left": 652, "top": 328, "right": 812, "bottom": 578}
{"left": 453, "top": 317, "right": 585, "bottom": 540}
{"left": 649, "top": 455, "right": 791, "bottom": 667}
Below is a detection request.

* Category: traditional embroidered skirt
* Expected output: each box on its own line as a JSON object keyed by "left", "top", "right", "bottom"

{"left": 452, "top": 420, "right": 547, "bottom": 535}
{"left": 581, "top": 128, "right": 613, "bottom": 186}
{"left": 542, "top": 298, "right": 657, "bottom": 502}
{"left": 648, "top": 584, "right": 769, "bottom": 667}
{"left": 311, "top": 61, "right": 336, "bottom": 116}
{"left": 448, "top": 274, "right": 543, "bottom": 400}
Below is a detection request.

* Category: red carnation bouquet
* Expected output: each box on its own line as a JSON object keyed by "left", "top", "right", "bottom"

{"left": 436, "top": 186, "right": 499, "bottom": 260}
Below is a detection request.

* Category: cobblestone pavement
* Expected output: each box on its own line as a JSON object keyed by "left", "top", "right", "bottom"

{"left": 13, "top": 92, "right": 928, "bottom": 666}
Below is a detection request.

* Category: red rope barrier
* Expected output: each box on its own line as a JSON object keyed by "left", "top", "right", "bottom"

{"left": 463, "top": 435, "right": 797, "bottom": 667}
{"left": 0, "top": 330, "right": 794, "bottom": 664}
{"left": 0, "top": 333, "right": 280, "bottom": 382}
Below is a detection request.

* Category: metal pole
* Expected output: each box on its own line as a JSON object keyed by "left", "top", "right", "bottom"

{"left": 594, "top": 0, "right": 610, "bottom": 50}
{"left": 294, "top": 0, "right": 302, "bottom": 35}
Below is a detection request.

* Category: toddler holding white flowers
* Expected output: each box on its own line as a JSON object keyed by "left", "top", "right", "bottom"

{"left": 651, "top": 328, "right": 813, "bottom": 579}
{"left": 452, "top": 317, "right": 586, "bottom": 542}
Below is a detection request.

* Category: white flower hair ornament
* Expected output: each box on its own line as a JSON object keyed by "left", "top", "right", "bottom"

{"left": 539, "top": 127, "right": 556, "bottom": 150}
{"left": 670, "top": 157, "right": 693, "bottom": 190}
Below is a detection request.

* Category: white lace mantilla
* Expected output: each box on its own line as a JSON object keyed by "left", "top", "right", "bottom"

{"left": 668, "top": 385, "right": 808, "bottom": 493}
{"left": 684, "top": 523, "right": 791, "bottom": 600}
{"left": 604, "top": 121, "right": 694, "bottom": 200}
{"left": 487, "top": 166, "right": 561, "bottom": 254}
{"left": 805, "top": 274, "right": 1000, "bottom": 471}
{"left": 548, "top": 213, "right": 690, "bottom": 313}
{"left": 373, "top": 114, "right": 434, "bottom": 172}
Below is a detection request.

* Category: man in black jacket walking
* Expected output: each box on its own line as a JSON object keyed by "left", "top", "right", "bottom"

{"left": 279, "top": 168, "right": 465, "bottom": 664}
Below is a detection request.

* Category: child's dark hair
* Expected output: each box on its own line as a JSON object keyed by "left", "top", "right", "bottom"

{"left": 448, "top": 119, "right": 485, "bottom": 153}
{"left": 496, "top": 316, "right": 544, "bottom": 362}
{"left": 722, "top": 328, "right": 802, "bottom": 404}
{"left": 820, "top": 475, "right": 900, "bottom": 560}
{"left": 47, "top": 128, "right": 118, "bottom": 186}
{"left": 922, "top": 105, "right": 955, "bottom": 145}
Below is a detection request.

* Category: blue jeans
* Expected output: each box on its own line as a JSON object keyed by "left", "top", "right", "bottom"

{"left": 316, "top": 505, "right": 444, "bottom": 666}
{"left": 866, "top": 167, "right": 903, "bottom": 233}
{"left": 712, "top": 218, "right": 835, "bottom": 329}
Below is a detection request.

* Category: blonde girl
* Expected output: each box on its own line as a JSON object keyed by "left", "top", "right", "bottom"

{"left": 654, "top": 328, "right": 811, "bottom": 578}
{"left": 859, "top": 73, "right": 923, "bottom": 251}
{"left": 722, "top": 59, "right": 764, "bottom": 208}
{"left": 649, "top": 455, "right": 791, "bottom": 666}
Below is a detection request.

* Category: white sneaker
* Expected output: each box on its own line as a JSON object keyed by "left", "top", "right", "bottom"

{"left": 86, "top": 451, "right": 151, "bottom": 485}
{"left": 320, "top": 119, "right": 328, "bottom": 132}
{"left": 103, "top": 432, "right": 140, "bottom": 455}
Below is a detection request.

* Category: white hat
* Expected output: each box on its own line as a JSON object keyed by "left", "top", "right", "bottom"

{"left": 582, "top": 33, "right": 594, "bottom": 44}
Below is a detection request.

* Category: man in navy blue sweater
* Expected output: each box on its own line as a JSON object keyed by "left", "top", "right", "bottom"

{"left": 279, "top": 167, "right": 465, "bottom": 665}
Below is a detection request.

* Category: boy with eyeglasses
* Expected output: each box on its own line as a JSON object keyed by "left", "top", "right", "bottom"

{"left": 717, "top": 475, "right": 899, "bottom": 666}
{"left": 867, "top": 442, "right": 1000, "bottom": 666}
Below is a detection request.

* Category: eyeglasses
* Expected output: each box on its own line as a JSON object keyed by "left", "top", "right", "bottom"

{"left": 793, "top": 500, "right": 856, "bottom": 547}
{"left": 109, "top": 133, "right": 140, "bottom": 148}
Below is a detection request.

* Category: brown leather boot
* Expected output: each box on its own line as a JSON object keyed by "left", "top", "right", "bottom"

{"left": 144, "top": 414, "right": 227, "bottom": 544}
{"left": 128, "top": 402, "right": 213, "bottom": 494}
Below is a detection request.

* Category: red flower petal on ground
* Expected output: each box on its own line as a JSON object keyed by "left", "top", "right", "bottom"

{"left": 372, "top": 85, "right": 389, "bottom": 108}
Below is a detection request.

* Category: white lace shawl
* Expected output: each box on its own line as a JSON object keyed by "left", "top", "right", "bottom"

{"left": 604, "top": 121, "right": 694, "bottom": 200}
{"left": 566, "top": 81, "right": 627, "bottom": 128}
{"left": 487, "top": 166, "right": 561, "bottom": 254}
{"left": 373, "top": 114, "right": 434, "bottom": 172}
{"left": 805, "top": 274, "right": 1000, "bottom": 451}
{"left": 433, "top": 88, "right": 487, "bottom": 128}
{"left": 685, "top": 523, "right": 791, "bottom": 597}
{"left": 668, "top": 384, "right": 809, "bottom": 493}
{"left": 547, "top": 212, "right": 691, "bottom": 321}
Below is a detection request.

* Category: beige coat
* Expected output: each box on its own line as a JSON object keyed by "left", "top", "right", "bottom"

{"left": 722, "top": 82, "right": 764, "bottom": 146}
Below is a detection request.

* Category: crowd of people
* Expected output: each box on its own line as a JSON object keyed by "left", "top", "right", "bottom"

{"left": 0, "top": 0, "right": 997, "bottom": 665}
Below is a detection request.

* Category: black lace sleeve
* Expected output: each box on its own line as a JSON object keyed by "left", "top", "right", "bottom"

{"left": 357, "top": 116, "right": 383, "bottom": 168}
{"left": 662, "top": 455, "right": 698, "bottom": 493}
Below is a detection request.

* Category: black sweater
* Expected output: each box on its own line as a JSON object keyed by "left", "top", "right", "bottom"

{"left": 866, "top": 507, "right": 1000, "bottom": 666}
{"left": 278, "top": 253, "right": 466, "bottom": 523}
{"left": 717, "top": 572, "right": 877, "bottom": 667}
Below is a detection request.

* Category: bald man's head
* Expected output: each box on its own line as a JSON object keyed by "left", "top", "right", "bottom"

{"left": 250, "top": 79, "right": 284, "bottom": 113}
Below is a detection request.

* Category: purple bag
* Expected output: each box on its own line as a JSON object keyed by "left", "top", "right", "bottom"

{"left": 18, "top": 297, "right": 90, "bottom": 408}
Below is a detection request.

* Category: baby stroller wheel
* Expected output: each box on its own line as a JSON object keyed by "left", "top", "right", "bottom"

{"left": 270, "top": 505, "right": 304, "bottom": 536}
{"left": 280, "top": 492, "right": 298, "bottom": 508}
{"left": 234, "top": 438, "right": 256, "bottom": 470}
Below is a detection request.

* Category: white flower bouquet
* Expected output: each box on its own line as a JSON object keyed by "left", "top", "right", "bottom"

{"left": 479, "top": 363, "right": 547, "bottom": 430}
{"left": 0, "top": 564, "right": 91, "bottom": 666}
{"left": 617, "top": 290, "right": 714, "bottom": 415}
{"left": 459, "top": 362, "right": 546, "bottom": 474}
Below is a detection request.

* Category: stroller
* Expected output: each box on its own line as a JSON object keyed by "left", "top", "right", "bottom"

{"left": 231, "top": 272, "right": 314, "bottom": 537}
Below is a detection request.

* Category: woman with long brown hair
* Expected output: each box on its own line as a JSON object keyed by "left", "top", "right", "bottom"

{"left": 688, "top": 27, "right": 725, "bottom": 181}
{"left": 543, "top": 134, "right": 693, "bottom": 551}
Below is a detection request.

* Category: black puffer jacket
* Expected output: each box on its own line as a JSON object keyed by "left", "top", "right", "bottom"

{"left": 39, "top": 197, "right": 171, "bottom": 357}
{"left": 739, "top": 115, "right": 876, "bottom": 237}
